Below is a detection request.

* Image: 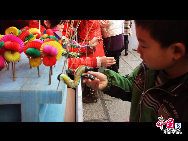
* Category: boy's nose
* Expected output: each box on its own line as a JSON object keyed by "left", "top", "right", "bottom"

{"left": 137, "top": 45, "right": 144, "bottom": 60}
{"left": 137, "top": 45, "right": 141, "bottom": 54}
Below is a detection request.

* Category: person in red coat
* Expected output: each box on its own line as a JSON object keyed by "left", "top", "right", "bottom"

{"left": 68, "top": 20, "right": 116, "bottom": 103}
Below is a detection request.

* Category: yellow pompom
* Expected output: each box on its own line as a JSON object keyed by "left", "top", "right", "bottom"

{"left": 42, "top": 34, "right": 48, "bottom": 38}
{"left": 5, "top": 27, "right": 19, "bottom": 36}
{"left": 0, "top": 34, "right": 4, "bottom": 39}
{"left": 29, "top": 28, "right": 41, "bottom": 34}
{"left": 4, "top": 50, "right": 20, "bottom": 62}
{"left": 29, "top": 57, "right": 42, "bottom": 67}
{"left": 41, "top": 41, "right": 63, "bottom": 61}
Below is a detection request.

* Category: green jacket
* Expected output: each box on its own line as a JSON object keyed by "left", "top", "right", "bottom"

{"left": 102, "top": 62, "right": 188, "bottom": 122}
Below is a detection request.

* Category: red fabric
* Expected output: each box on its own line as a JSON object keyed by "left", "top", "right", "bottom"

{"left": 68, "top": 20, "right": 105, "bottom": 69}
{"left": 77, "top": 20, "right": 105, "bottom": 58}
{"left": 68, "top": 57, "right": 97, "bottom": 69}
{"left": 62, "top": 23, "right": 73, "bottom": 38}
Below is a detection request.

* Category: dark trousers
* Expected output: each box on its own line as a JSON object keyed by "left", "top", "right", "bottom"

{"left": 106, "top": 51, "right": 121, "bottom": 73}
{"left": 124, "top": 35, "right": 129, "bottom": 55}
{"left": 103, "top": 34, "right": 124, "bottom": 73}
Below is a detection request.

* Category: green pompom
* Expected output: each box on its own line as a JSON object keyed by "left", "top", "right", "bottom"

{"left": 25, "top": 34, "right": 34, "bottom": 42}
{"left": 47, "top": 36, "right": 58, "bottom": 42}
{"left": 0, "top": 41, "right": 4, "bottom": 48}
{"left": 26, "top": 48, "right": 41, "bottom": 57}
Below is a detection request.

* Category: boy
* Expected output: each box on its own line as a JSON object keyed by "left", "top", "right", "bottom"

{"left": 83, "top": 20, "right": 188, "bottom": 122}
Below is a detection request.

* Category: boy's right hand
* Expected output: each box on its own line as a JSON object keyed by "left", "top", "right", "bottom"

{"left": 82, "top": 71, "right": 108, "bottom": 90}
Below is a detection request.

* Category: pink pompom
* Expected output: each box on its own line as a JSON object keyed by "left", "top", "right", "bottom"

{"left": 33, "top": 39, "right": 43, "bottom": 44}
{"left": 0, "top": 56, "right": 5, "bottom": 68}
{"left": 43, "top": 45, "right": 58, "bottom": 56}
{"left": 0, "top": 34, "right": 24, "bottom": 53}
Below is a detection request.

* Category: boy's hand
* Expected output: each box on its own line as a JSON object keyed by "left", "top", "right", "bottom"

{"left": 82, "top": 71, "right": 108, "bottom": 90}
{"left": 100, "top": 56, "right": 116, "bottom": 67}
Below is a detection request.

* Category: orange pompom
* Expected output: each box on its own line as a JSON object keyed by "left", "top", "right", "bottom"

{"left": 43, "top": 56, "right": 56, "bottom": 66}
{"left": 4, "top": 41, "right": 20, "bottom": 52}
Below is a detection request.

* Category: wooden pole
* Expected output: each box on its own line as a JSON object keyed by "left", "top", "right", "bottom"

{"left": 49, "top": 67, "right": 51, "bottom": 85}
{"left": 37, "top": 66, "right": 40, "bottom": 77}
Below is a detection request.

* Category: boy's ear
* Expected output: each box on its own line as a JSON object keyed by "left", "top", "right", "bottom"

{"left": 171, "top": 43, "right": 186, "bottom": 60}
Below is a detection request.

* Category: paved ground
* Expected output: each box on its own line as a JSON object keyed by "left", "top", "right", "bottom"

{"left": 82, "top": 50, "right": 142, "bottom": 122}
{"left": 82, "top": 21, "right": 142, "bottom": 122}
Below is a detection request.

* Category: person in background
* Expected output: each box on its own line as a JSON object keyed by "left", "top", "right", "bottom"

{"left": 124, "top": 20, "right": 132, "bottom": 56}
{"left": 101, "top": 20, "right": 125, "bottom": 73}
{"left": 75, "top": 20, "right": 108, "bottom": 103}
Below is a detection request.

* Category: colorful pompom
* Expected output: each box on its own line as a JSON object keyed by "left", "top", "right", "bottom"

{"left": 43, "top": 45, "right": 58, "bottom": 56}
{"left": 5, "top": 27, "right": 19, "bottom": 36}
{"left": 41, "top": 41, "right": 63, "bottom": 61}
{"left": 0, "top": 34, "right": 24, "bottom": 53}
{"left": 43, "top": 56, "right": 56, "bottom": 66}
{"left": 4, "top": 41, "right": 20, "bottom": 52}
{"left": 24, "top": 41, "right": 42, "bottom": 56}
{"left": 18, "top": 30, "right": 31, "bottom": 41}
{"left": 0, "top": 41, "right": 4, "bottom": 48}
{"left": 0, "top": 56, "right": 5, "bottom": 68}
{"left": 26, "top": 48, "right": 41, "bottom": 58}
{"left": 45, "top": 29, "right": 55, "bottom": 36}
{"left": 29, "top": 57, "right": 42, "bottom": 68}
{"left": 0, "top": 35, "right": 4, "bottom": 39}
{"left": 4, "top": 50, "right": 20, "bottom": 62}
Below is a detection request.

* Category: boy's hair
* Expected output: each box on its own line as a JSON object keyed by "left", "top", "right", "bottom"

{"left": 134, "top": 20, "right": 188, "bottom": 53}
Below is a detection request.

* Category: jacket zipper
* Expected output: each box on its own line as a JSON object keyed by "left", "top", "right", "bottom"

{"left": 139, "top": 63, "right": 147, "bottom": 122}
{"left": 138, "top": 84, "right": 180, "bottom": 122}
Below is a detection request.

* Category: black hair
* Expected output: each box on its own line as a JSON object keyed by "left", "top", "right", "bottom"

{"left": 134, "top": 20, "right": 188, "bottom": 53}
{"left": 41, "top": 20, "right": 65, "bottom": 28}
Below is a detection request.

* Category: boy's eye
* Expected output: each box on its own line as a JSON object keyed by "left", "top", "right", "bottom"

{"left": 141, "top": 46, "right": 147, "bottom": 48}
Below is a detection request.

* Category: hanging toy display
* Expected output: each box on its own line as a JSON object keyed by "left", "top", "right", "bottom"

{"left": 24, "top": 40, "right": 43, "bottom": 77}
{"left": 60, "top": 39, "right": 93, "bottom": 54}
{"left": 40, "top": 40, "right": 63, "bottom": 85}
{"left": 0, "top": 34, "right": 24, "bottom": 81}
{"left": 57, "top": 65, "right": 95, "bottom": 88}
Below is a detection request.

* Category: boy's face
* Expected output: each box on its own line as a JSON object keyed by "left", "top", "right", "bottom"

{"left": 136, "top": 26, "right": 174, "bottom": 70}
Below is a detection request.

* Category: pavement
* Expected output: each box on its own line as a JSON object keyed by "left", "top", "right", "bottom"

{"left": 82, "top": 21, "right": 142, "bottom": 122}
{"left": 82, "top": 50, "right": 142, "bottom": 122}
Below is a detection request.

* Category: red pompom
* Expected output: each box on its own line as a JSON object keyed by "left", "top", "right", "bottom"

{"left": 46, "top": 29, "right": 54, "bottom": 36}
{"left": 18, "top": 30, "right": 31, "bottom": 41}
{"left": 4, "top": 41, "right": 20, "bottom": 52}
{"left": 43, "top": 56, "right": 56, "bottom": 66}
{"left": 43, "top": 39, "right": 56, "bottom": 42}
{"left": 33, "top": 33, "right": 41, "bottom": 39}
{"left": 24, "top": 41, "right": 42, "bottom": 55}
